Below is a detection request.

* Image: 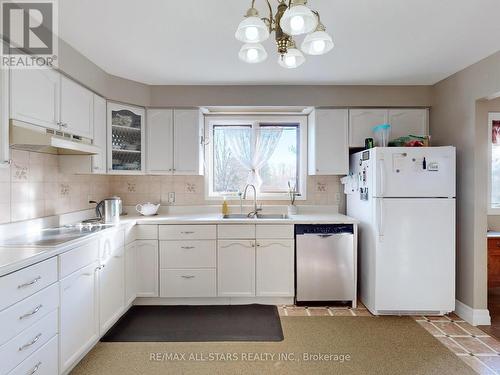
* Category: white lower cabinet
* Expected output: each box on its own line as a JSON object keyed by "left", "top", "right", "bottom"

{"left": 135, "top": 240, "right": 159, "bottom": 297}
{"left": 256, "top": 240, "right": 295, "bottom": 297}
{"left": 0, "top": 309, "right": 58, "bottom": 374}
{"left": 217, "top": 240, "right": 256, "bottom": 297}
{"left": 59, "top": 261, "right": 99, "bottom": 373}
{"left": 9, "top": 334, "right": 58, "bottom": 375}
{"left": 99, "top": 245, "right": 125, "bottom": 334}
{"left": 125, "top": 242, "right": 137, "bottom": 306}
{"left": 160, "top": 269, "right": 216, "bottom": 298}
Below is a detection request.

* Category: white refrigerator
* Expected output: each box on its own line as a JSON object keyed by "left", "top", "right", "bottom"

{"left": 346, "top": 147, "right": 456, "bottom": 315}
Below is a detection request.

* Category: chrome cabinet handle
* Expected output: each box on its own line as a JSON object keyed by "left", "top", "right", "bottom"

{"left": 181, "top": 231, "right": 194, "bottom": 234}
{"left": 18, "top": 276, "right": 41, "bottom": 289}
{"left": 181, "top": 246, "right": 195, "bottom": 249}
{"left": 181, "top": 275, "right": 195, "bottom": 279}
{"left": 28, "top": 361, "right": 42, "bottom": 375}
{"left": 18, "top": 333, "right": 42, "bottom": 351}
{"left": 220, "top": 242, "right": 254, "bottom": 249}
{"left": 19, "top": 304, "right": 43, "bottom": 320}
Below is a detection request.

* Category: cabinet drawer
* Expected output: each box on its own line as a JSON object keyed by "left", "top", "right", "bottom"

{"left": 0, "top": 283, "right": 59, "bottom": 346}
{"left": 160, "top": 240, "right": 216, "bottom": 269}
{"left": 9, "top": 334, "right": 58, "bottom": 375}
{"left": 256, "top": 225, "right": 294, "bottom": 239}
{"left": 0, "top": 258, "right": 58, "bottom": 311}
{"left": 136, "top": 225, "right": 158, "bottom": 240}
{"left": 59, "top": 239, "right": 99, "bottom": 279}
{"left": 160, "top": 269, "right": 216, "bottom": 297}
{"left": 99, "top": 229, "right": 125, "bottom": 259}
{"left": 159, "top": 225, "right": 216, "bottom": 240}
{"left": 0, "top": 309, "right": 58, "bottom": 374}
{"left": 218, "top": 225, "right": 255, "bottom": 239}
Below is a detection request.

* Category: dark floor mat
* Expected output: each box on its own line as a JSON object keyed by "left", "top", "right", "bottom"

{"left": 100, "top": 304, "right": 284, "bottom": 342}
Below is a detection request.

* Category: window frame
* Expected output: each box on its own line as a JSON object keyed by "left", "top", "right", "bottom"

{"left": 204, "top": 114, "right": 308, "bottom": 201}
{"left": 489, "top": 112, "right": 500, "bottom": 215}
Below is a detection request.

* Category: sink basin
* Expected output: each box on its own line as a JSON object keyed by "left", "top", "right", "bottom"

{"left": 222, "top": 213, "right": 289, "bottom": 219}
{"left": 256, "top": 214, "right": 289, "bottom": 219}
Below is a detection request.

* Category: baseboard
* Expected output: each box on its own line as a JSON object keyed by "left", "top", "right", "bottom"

{"left": 455, "top": 299, "right": 491, "bottom": 326}
{"left": 134, "top": 297, "right": 294, "bottom": 306}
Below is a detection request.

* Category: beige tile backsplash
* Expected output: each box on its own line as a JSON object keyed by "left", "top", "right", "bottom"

{"left": 0, "top": 150, "right": 111, "bottom": 224}
{"left": 0, "top": 149, "right": 344, "bottom": 224}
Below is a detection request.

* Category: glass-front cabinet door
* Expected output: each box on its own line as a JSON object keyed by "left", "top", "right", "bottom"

{"left": 107, "top": 102, "right": 145, "bottom": 174}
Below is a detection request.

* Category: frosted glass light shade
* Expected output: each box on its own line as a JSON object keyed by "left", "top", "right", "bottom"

{"left": 280, "top": 5, "right": 318, "bottom": 35}
{"left": 278, "top": 48, "right": 305, "bottom": 69}
{"left": 239, "top": 43, "right": 268, "bottom": 63}
{"left": 235, "top": 17, "right": 270, "bottom": 43}
{"left": 301, "top": 30, "right": 334, "bottom": 55}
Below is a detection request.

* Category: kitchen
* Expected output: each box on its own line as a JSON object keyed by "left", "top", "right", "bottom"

{"left": 0, "top": 1, "right": 500, "bottom": 374}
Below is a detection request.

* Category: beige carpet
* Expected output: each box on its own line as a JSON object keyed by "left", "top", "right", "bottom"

{"left": 71, "top": 316, "right": 475, "bottom": 375}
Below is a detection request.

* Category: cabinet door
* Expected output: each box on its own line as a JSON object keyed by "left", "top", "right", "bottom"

{"left": 135, "top": 240, "right": 159, "bottom": 297}
{"left": 92, "top": 95, "right": 107, "bottom": 173}
{"left": 108, "top": 103, "right": 146, "bottom": 174}
{"left": 99, "top": 245, "right": 125, "bottom": 334}
{"left": 256, "top": 240, "right": 294, "bottom": 297}
{"left": 146, "top": 109, "right": 173, "bottom": 173}
{"left": 125, "top": 242, "right": 137, "bottom": 306}
{"left": 0, "top": 68, "right": 9, "bottom": 165}
{"left": 388, "top": 109, "right": 429, "bottom": 139}
{"left": 60, "top": 76, "right": 94, "bottom": 138}
{"left": 10, "top": 69, "right": 60, "bottom": 130}
{"left": 309, "top": 109, "right": 348, "bottom": 175}
{"left": 173, "top": 109, "right": 201, "bottom": 175}
{"left": 217, "top": 240, "right": 255, "bottom": 297}
{"left": 60, "top": 261, "right": 99, "bottom": 373}
{"left": 349, "top": 109, "right": 388, "bottom": 148}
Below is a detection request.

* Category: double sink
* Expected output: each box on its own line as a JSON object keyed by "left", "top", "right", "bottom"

{"left": 223, "top": 213, "right": 290, "bottom": 220}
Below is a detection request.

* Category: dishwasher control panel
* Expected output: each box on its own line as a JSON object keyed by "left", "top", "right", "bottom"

{"left": 295, "top": 224, "right": 353, "bottom": 235}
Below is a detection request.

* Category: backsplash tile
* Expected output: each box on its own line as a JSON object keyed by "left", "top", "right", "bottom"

{"left": 0, "top": 150, "right": 111, "bottom": 224}
{"left": 0, "top": 151, "right": 344, "bottom": 225}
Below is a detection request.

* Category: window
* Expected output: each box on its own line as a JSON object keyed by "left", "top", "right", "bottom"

{"left": 489, "top": 113, "right": 500, "bottom": 213}
{"left": 205, "top": 115, "right": 307, "bottom": 199}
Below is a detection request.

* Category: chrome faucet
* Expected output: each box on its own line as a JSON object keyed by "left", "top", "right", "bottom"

{"left": 243, "top": 184, "right": 261, "bottom": 218}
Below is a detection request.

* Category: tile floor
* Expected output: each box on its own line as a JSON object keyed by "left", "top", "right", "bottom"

{"left": 278, "top": 304, "right": 500, "bottom": 374}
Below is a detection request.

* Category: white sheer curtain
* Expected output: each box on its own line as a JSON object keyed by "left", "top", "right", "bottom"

{"left": 225, "top": 126, "right": 283, "bottom": 189}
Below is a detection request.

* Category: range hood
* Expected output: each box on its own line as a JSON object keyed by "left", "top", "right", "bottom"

{"left": 10, "top": 120, "right": 100, "bottom": 155}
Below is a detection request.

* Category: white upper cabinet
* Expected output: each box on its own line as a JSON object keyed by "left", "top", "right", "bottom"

{"left": 60, "top": 76, "right": 94, "bottom": 138}
{"left": 308, "top": 109, "right": 349, "bottom": 175}
{"left": 0, "top": 68, "right": 9, "bottom": 165}
{"left": 108, "top": 102, "right": 146, "bottom": 174}
{"left": 146, "top": 109, "right": 173, "bottom": 173}
{"left": 146, "top": 108, "right": 202, "bottom": 175}
{"left": 10, "top": 68, "right": 60, "bottom": 130}
{"left": 349, "top": 108, "right": 429, "bottom": 148}
{"left": 388, "top": 109, "right": 429, "bottom": 139}
{"left": 173, "top": 109, "right": 202, "bottom": 175}
{"left": 92, "top": 95, "right": 107, "bottom": 173}
{"left": 349, "top": 109, "right": 388, "bottom": 148}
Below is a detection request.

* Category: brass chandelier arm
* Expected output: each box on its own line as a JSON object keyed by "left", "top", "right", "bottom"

{"left": 250, "top": 0, "right": 276, "bottom": 32}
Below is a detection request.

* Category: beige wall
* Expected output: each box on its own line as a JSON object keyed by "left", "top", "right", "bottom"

{"left": 432, "top": 50, "right": 500, "bottom": 310}
{"left": 150, "top": 85, "right": 432, "bottom": 107}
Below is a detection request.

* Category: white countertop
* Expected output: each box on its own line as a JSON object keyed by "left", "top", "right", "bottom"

{"left": 0, "top": 211, "right": 357, "bottom": 277}
{"left": 488, "top": 231, "right": 500, "bottom": 238}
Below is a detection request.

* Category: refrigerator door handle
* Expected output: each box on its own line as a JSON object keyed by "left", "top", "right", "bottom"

{"left": 379, "top": 159, "right": 386, "bottom": 197}
{"left": 377, "top": 199, "right": 384, "bottom": 240}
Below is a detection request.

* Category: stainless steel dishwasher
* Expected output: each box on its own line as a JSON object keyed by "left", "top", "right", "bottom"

{"left": 295, "top": 224, "right": 356, "bottom": 306}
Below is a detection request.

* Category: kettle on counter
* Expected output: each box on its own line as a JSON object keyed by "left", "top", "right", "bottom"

{"left": 90, "top": 197, "right": 122, "bottom": 224}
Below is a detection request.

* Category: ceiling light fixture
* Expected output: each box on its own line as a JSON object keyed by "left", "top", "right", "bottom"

{"left": 235, "top": 0, "right": 334, "bottom": 69}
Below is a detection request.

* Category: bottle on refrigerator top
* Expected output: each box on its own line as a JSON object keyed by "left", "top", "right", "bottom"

{"left": 373, "top": 124, "right": 391, "bottom": 147}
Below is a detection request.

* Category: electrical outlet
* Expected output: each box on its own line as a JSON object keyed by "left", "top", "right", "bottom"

{"left": 168, "top": 192, "right": 175, "bottom": 204}
{"left": 335, "top": 192, "right": 341, "bottom": 203}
